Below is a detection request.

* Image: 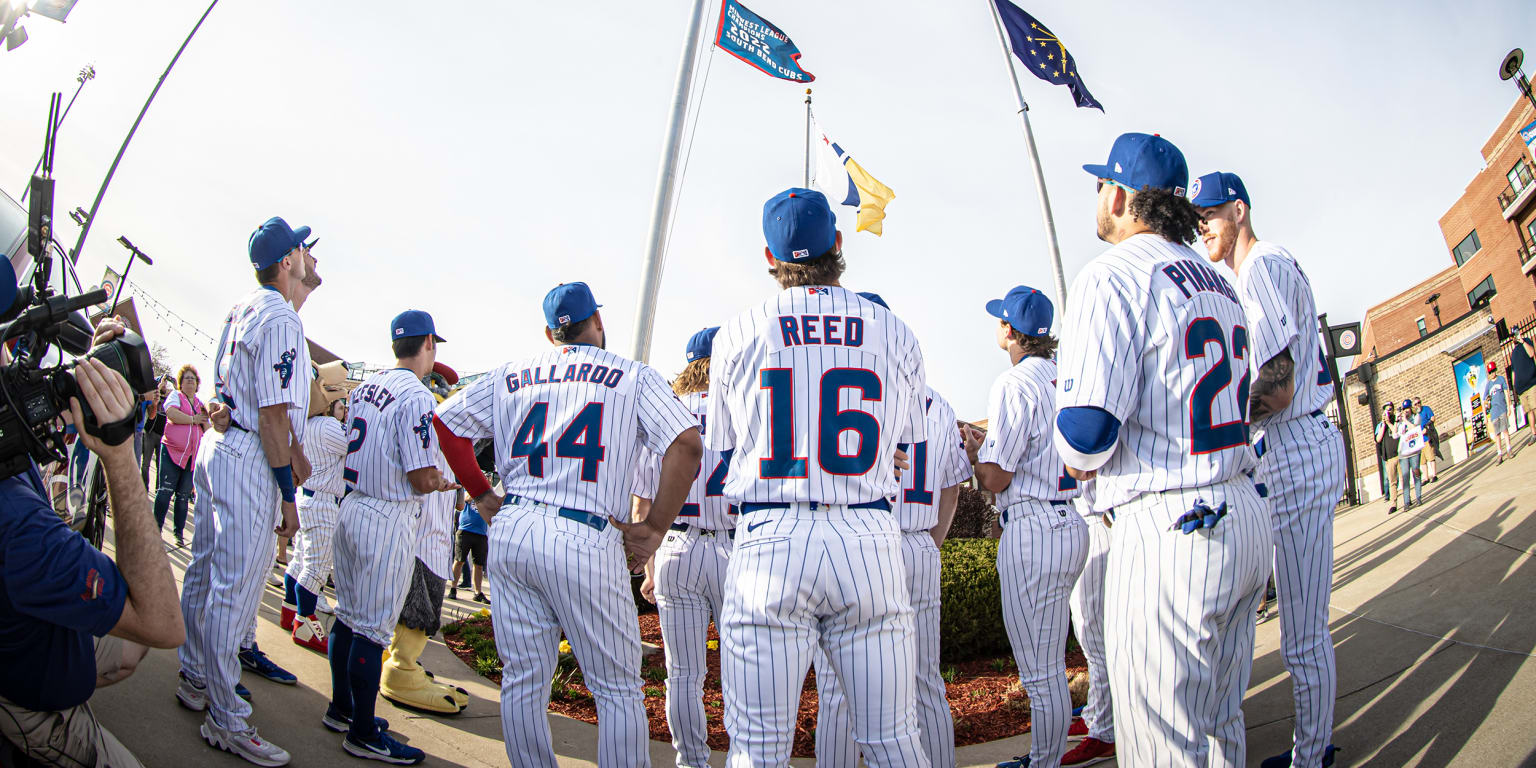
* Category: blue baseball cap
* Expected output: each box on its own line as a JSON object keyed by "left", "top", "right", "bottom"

{"left": 391, "top": 309, "right": 446, "bottom": 342}
{"left": 1189, "top": 171, "right": 1250, "bottom": 208}
{"left": 986, "top": 285, "right": 1054, "bottom": 336}
{"left": 1082, "top": 133, "right": 1188, "bottom": 196}
{"left": 685, "top": 327, "right": 720, "bottom": 362}
{"left": 763, "top": 188, "right": 837, "bottom": 262}
{"left": 543, "top": 282, "right": 601, "bottom": 329}
{"left": 856, "top": 291, "right": 889, "bottom": 310}
{"left": 248, "top": 217, "right": 312, "bottom": 270}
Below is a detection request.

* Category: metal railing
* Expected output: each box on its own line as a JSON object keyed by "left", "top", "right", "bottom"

{"left": 1498, "top": 163, "right": 1536, "bottom": 212}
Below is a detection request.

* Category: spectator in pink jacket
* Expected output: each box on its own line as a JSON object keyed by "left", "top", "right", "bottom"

{"left": 153, "top": 364, "right": 208, "bottom": 547}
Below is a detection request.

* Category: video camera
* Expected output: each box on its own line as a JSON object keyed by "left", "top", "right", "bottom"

{"left": 0, "top": 95, "right": 155, "bottom": 480}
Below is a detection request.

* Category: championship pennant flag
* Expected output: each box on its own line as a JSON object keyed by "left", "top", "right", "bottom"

{"left": 993, "top": 0, "right": 1102, "bottom": 110}
{"left": 714, "top": 0, "right": 815, "bottom": 82}
{"left": 811, "top": 120, "right": 895, "bottom": 235}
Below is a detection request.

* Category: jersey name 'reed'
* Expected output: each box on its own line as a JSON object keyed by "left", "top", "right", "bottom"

{"left": 776, "top": 314, "right": 865, "bottom": 348}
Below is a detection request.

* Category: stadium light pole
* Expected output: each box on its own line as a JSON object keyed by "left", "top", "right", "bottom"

{"left": 71, "top": 0, "right": 219, "bottom": 266}
{"left": 1499, "top": 48, "right": 1536, "bottom": 114}
{"left": 21, "top": 64, "right": 95, "bottom": 204}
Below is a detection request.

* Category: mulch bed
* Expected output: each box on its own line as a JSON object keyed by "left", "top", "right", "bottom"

{"left": 443, "top": 611, "right": 1087, "bottom": 757}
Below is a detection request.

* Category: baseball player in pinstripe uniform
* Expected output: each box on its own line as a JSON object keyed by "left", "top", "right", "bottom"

{"left": 813, "top": 291, "right": 970, "bottom": 768}
{"left": 1064, "top": 480, "right": 1116, "bottom": 766}
{"left": 378, "top": 362, "right": 472, "bottom": 716}
{"left": 962, "top": 286, "right": 1090, "bottom": 768}
{"left": 434, "top": 281, "right": 702, "bottom": 768}
{"left": 1054, "top": 134, "right": 1272, "bottom": 767}
{"left": 707, "top": 189, "right": 931, "bottom": 767}
{"left": 630, "top": 326, "right": 738, "bottom": 768}
{"left": 283, "top": 364, "right": 349, "bottom": 653}
{"left": 326, "top": 310, "right": 458, "bottom": 764}
{"left": 1193, "top": 172, "right": 1343, "bottom": 768}
{"left": 176, "top": 217, "right": 313, "bottom": 767}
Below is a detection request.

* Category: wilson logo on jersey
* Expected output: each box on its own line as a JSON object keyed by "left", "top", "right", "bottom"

{"left": 413, "top": 413, "right": 433, "bottom": 448}
{"left": 274, "top": 349, "right": 296, "bottom": 389}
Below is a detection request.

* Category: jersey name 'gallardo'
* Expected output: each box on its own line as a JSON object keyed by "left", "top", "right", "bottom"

{"left": 506, "top": 361, "right": 626, "bottom": 392}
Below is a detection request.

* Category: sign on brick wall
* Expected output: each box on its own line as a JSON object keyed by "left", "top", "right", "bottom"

{"left": 1453, "top": 352, "right": 1491, "bottom": 448}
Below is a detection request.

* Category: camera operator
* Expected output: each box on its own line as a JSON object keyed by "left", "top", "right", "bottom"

{"left": 0, "top": 318, "right": 186, "bottom": 768}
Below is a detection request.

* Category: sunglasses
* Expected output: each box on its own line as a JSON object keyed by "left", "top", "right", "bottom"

{"left": 1096, "top": 178, "right": 1134, "bottom": 195}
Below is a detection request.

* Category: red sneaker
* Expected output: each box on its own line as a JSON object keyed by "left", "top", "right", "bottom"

{"left": 1061, "top": 737, "right": 1115, "bottom": 767}
{"left": 292, "top": 615, "right": 328, "bottom": 654}
{"left": 1068, "top": 716, "right": 1089, "bottom": 740}
{"left": 279, "top": 602, "right": 297, "bottom": 632}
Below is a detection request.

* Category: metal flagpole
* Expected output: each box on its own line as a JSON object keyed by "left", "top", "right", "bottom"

{"left": 629, "top": 0, "right": 710, "bottom": 364}
{"left": 803, "top": 88, "right": 812, "bottom": 187}
{"left": 985, "top": 0, "right": 1069, "bottom": 310}
{"left": 71, "top": 0, "right": 219, "bottom": 265}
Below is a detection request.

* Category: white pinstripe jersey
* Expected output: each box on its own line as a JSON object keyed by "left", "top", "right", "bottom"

{"left": 1236, "top": 242, "right": 1332, "bottom": 425}
{"left": 416, "top": 448, "right": 456, "bottom": 578}
{"left": 893, "top": 386, "right": 971, "bottom": 531}
{"left": 632, "top": 391, "right": 737, "bottom": 530}
{"left": 1056, "top": 233, "right": 1257, "bottom": 509}
{"left": 343, "top": 368, "right": 438, "bottom": 502}
{"left": 301, "top": 415, "right": 348, "bottom": 496}
{"left": 211, "top": 286, "right": 310, "bottom": 437}
{"left": 705, "top": 286, "right": 927, "bottom": 505}
{"left": 435, "top": 344, "right": 698, "bottom": 520}
{"left": 980, "top": 357, "right": 1081, "bottom": 510}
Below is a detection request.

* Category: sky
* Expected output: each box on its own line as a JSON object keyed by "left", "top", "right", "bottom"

{"left": 0, "top": 0, "right": 1532, "bottom": 419}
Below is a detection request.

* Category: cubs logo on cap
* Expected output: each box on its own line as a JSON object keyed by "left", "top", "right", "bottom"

{"left": 1189, "top": 171, "right": 1250, "bottom": 208}
{"left": 763, "top": 188, "right": 837, "bottom": 263}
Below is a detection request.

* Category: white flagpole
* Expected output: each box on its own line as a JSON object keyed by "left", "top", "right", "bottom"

{"left": 630, "top": 0, "right": 710, "bottom": 364}
{"left": 985, "top": 0, "right": 1069, "bottom": 310}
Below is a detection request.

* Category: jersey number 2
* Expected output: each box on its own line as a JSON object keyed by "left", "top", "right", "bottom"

{"left": 511, "top": 402, "right": 607, "bottom": 482}
{"left": 342, "top": 417, "right": 368, "bottom": 488}
{"left": 760, "top": 368, "right": 881, "bottom": 479}
{"left": 1186, "top": 318, "right": 1250, "bottom": 454}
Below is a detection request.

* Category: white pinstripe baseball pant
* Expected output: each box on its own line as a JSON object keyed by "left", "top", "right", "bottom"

{"left": 721, "top": 505, "right": 928, "bottom": 768}
{"left": 998, "top": 500, "right": 1088, "bottom": 768}
{"left": 652, "top": 527, "right": 732, "bottom": 768}
{"left": 286, "top": 492, "right": 341, "bottom": 597}
{"left": 1256, "top": 414, "right": 1344, "bottom": 767}
{"left": 1068, "top": 510, "right": 1114, "bottom": 744}
{"left": 176, "top": 439, "right": 217, "bottom": 680}
{"left": 179, "top": 428, "right": 280, "bottom": 732}
{"left": 1106, "top": 477, "right": 1271, "bottom": 768}
{"left": 488, "top": 498, "right": 649, "bottom": 768}
{"left": 332, "top": 493, "right": 420, "bottom": 648}
{"left": 815, "top": 529, "right": 953, "bottom": 768}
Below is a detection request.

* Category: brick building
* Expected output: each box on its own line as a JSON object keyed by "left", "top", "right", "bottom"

{"left": 1343, "top": 307, "right": 1504, "bottom": 502}
{"left": 1360, "top": 95, "right": 1536, "bottom": 361}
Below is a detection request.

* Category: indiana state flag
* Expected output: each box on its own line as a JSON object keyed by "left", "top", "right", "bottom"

{"left": 994, "top": 0, "right": 1102, "bottom": 110}
{"left": 811, "top": 120, "right": 896, "bottom": 236}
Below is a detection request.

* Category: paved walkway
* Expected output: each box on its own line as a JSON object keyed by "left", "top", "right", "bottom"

{"left": 90, "top": 437, "right": 1536, "bottom": 766}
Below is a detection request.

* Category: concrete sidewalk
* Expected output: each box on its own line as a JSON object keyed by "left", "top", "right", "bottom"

{"left": 89, "top": 440, "right": 1536, "bottom": 766}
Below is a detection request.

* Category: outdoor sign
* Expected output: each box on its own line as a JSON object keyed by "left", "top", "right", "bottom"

{"left": 1523, "top": 118, "right": 1536, "bottom": 163}
{"left": 1452, "top": 352, "right": 1490, "bottom": 448}
{"left": 1328, "top": 321, "right": 1362, "bottom": 357}
{"left": 97, "top": 266, "right": 122, "bottom": 315}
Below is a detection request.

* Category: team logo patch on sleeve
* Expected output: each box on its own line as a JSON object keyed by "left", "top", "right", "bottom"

{"left": 80, "top": 568, "right": 104, "bottom": 601}
{"left": 413, "top": 413, "right": 433, "bottom": 448}
{"left": 274, "top": 349, "right": 296, "bottom": 389}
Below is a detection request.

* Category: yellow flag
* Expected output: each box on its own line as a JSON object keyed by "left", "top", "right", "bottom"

{"left": 844, "top": 157, "right": 895, "bottom": 236}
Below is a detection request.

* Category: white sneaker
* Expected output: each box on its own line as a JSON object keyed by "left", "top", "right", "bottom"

{"left": 315, "top": 594, "right": 334, "bottom": 614}
{"left": 200, "top": 716, "right": 291, "bottom": 767}
{"left": 176, "top": 672, "right": 208, "bottom": 711}
{"left": 267, "top": 572, "right": 283, "bottom": 588}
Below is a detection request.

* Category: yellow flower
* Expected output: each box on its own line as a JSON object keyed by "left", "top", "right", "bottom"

{"left": 559, "top": 640, "right": 572, "bottom": 655}
{"left": 477, "top": 608, "right": 491, "bottom": 618}
{"left": 706, "top": 640, "right": 719, "bottom": 651}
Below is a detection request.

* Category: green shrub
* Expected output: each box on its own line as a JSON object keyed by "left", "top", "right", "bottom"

{"left": 938, "top": 537, "right": 1008, "bottom": 663}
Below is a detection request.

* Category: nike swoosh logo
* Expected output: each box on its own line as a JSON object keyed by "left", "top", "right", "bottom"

{"left": 746, "top": 519, "right": 772, "bottom": 532}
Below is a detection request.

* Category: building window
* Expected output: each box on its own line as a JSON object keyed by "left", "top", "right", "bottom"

{"left": 1452, "top": 230, "right": 1481, "bottom": 266}
{"left": 1510, "top": 159, "right": 1533, "bottom": 192}
{"left": 1467, "top": 274, "right": 1497, "bottom": 308}
{"left": 1527, "top": 217, "right": 1536, "bottom": 247}
{"left": 1416, "top": 317, "right": 1428, "bottom": 338}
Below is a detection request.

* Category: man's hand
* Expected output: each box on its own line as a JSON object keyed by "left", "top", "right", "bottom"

{"left": 65, "top": 358, "right": 138, "bottom": 454}
{"left": 207, "top": 402, "right": 231, "bottom": 433}
{"left": 91, "top": 317, "right": 127, "bottom": 347}
{"left": 276, "top": 500, "right": 299, "bottom": 537}
{"left": 640, "top": 572, "right": 656, "bottom": 604}
{"left": 962, "top": 425, "right": 985, "bottom": 465}
{"left": 291, "top": 442, "right": 312, "bottom": 487}
{"left": 893, "top": 447, "right": 909, "bottom": 479}
{"left": 474, "top": 490, "right": 501, "bottom": 524}
{"left": 610, "top": 516, "right": 665, "bottom": 575}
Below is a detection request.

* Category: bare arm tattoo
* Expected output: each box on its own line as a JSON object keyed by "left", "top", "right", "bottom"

{"left": 1249, "top": 349, "right": 1295, "bottom": 422}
